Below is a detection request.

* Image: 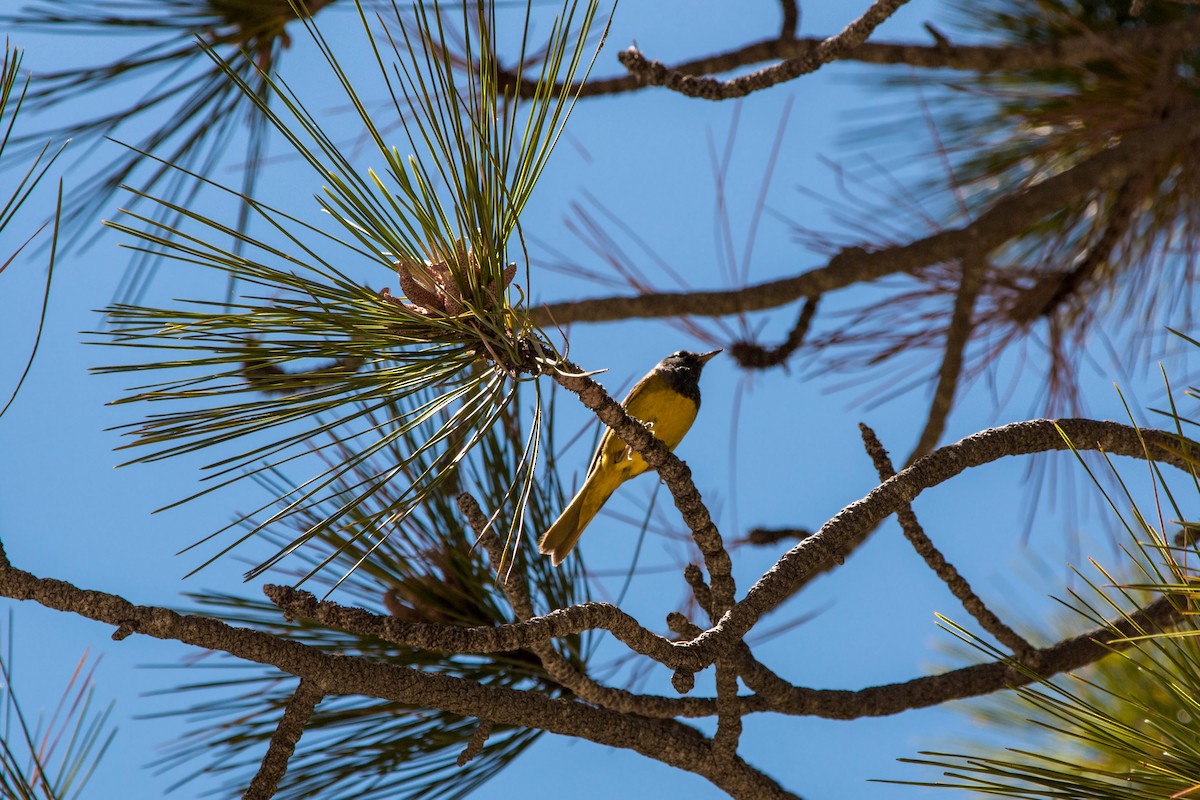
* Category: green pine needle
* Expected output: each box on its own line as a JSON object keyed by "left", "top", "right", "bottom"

{"left": 148, "top": 385, "right": 587, "bottom": 799}
{"left": 94, "top": 0, "right": 607, "bottom": 582}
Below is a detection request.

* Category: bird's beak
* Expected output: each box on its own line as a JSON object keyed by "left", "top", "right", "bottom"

{"left": 697, "top": 349, "right": 722, "bottom": 364}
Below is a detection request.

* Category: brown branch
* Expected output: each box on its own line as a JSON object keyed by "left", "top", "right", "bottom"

{"left": 680, "top": 566, "right": 742, "bottom": 758}
{"left": 242, "top": 679, "right": 324, "bottom": 800}
{"left": 683, "top": 563, "right": 716, "bottom": 621}
{"left": 779, "top": 0, "right": 799, "bottom": 39}
{"left": 266, "top": 584, "right": 687, "bottom": 681}
{"left": 712, "top": 661, "right": 743, "bottom": 759}
{"left": 240, "top": 356, "right": 366, "bottom": 395}
{"left": 456, "top": 494, "right": 537, "bottom": 620}
{"left": 743, "top": 593, "right": 1182, "bottom": 718}
{"left": 540, "top": 17, "right": 1200, "bottom": 100}
{"left": 532, "top": 105, "right": 1200, "bottom": 327}
{"left": 672, "top": 593, "right": 1180, "bottom": 721}
{"left": 742, "top": 528, "right": 812, "bottom": 546}
{"left": 258, "top": 420, "right": 1200, "bottom": 685}
{"left": 860, "top": 423, "right": 1037, "bottom": 661}
{"left": 617, "top": 0, "right": 912, "bottom": 100}
{"left": 2, "top": 419, "right": 1195, "bottom": 741}
{"left": 456, "top": 719, "right": 493, "bottom": 767}
{"left": 729, "top": 296, "right": 819, "bottom": 370}
{"left": 908, "top": 255, "right": 984, "bottom": 464}
{"left": 269, "top": 584, "right": 730, "bottom": 719}
{"left": 668, "top": 612, "right": 794, "bottom": 709}
{"left": 673, "top": 419, "right": 1200, "bottom": 671}
{"left": 0, "top": 545, "right": 795, "bottom": 800}
{"left": 456, "top": 494, "right": 725, "bottom": 719}
{"left": 1017, "top": 174, "right": 1152, "bottom": 324}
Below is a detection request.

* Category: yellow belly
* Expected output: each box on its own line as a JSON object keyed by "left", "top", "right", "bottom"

{"left": 590, "top": 372, "right": 700, "bottom": 483}
{"left": 538, "top": 371, "right": 703, "bottom": 565}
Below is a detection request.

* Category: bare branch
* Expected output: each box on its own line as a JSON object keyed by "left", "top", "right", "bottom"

{"left": 673, "top": 419, "right": 1200, "bottom": 671}
{"left": 779, "top": 0, "right": 799, "bottom": 39}
{"left": 908, "top": 255, "right": 984, "bottom": 463}
{"left": 860, "top": 423, "right": 1037, "bottom": 661}
{"left": 457, "top": 494, "right": 726, "bottom": 719}
{"left": 742, "top": 528, "right": 811, "bottom": 546}
{"left": 729, "top": 296, "right": 819, "bottom": 370}
{"left": 524, "top": 17, "right": 1200, "bottom": 100}
{"left": 242, "top": 679, "right": 324, "bottom": 800}
{"left": 456, "top": 719, "right": 493, "bottom": 767}
{"left": 0, "top": 417, "right": 1193, "bottom": 750}
{"left": 617, "top": 0, "right": 912, "bottom": 100}
{"left": 265, "top": 584, "right": 683, "bottom": 676}
{"left": 533, "top": 105, "right": 1200, "bottom": 326}
{"left": 712, "top": 661, "right": 743, "bottom": 759}
{"left": 257, "top": 419, "right": 1200, "bottom": 688}
{"left": 680, "top": 565, "right": 744, "bottom": 758}
{"left": 742, "top": 593, "right": 1182, "bottom": 719}
{"left": 674, "top": 593, "right": 1182, "bottom": 721}
{"left": 0, "top": 545, "right": 794, "bottom": 800}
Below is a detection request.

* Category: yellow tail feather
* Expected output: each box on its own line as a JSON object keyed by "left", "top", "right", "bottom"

{"left": 538, "top": 476, "right": 617, "bottom": 566}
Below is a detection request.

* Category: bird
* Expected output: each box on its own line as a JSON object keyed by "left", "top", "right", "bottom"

{"left": 538, "top": 349, "right": 721, "bottom": 566}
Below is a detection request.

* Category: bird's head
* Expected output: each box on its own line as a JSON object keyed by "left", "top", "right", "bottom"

{"left": 657, "top": 349, "right": 721, "bottom": 381}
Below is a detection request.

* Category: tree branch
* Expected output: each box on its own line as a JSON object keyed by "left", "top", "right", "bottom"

{"left": 617, "top": 0, "right": 912, "bottom": 100}
{"left": 531, "top": 17, "right": 1200, "bottom": 99}
{"left": 907, "top": 256, "right": 984, "bottom": 464}
{"left": 532, "top": 105, "right": 1200, "bottom": 326}
{"left": 672, "top": 419, "right": 1200, "bottom": 670}
{"left": 456, "top": 719, "right": 494, "bottom": 767}
{"left": 860, "top": 423, "right": 1037, "bottom": 661}
{"left": 266, "top": 584, "right": 685, "bottom": 680}
{"left": 458, "top": 493, "right": 728, "bottom": 719}
{"left": 779, "top": 0, "right": 799, "bottom": 40}
{"left": 737, "top": 593, "right": 1182, "bottom": 719}
{"left": 729, "top": 296, "right": 819, "bottom": 370}
{"left": 0, "top": 545, "right": 794, "bottom": 800}
{"left": 0, "top": 417, "right": 1192, "bottom": 751}
{"left": 242, "top": 679, "right": 324, "bottom": 800}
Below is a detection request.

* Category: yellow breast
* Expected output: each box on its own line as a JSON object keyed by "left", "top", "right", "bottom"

{"left": 591, "top": 372, "right": 700, "bottom": 481}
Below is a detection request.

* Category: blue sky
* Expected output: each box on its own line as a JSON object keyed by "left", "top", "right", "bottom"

{"left": 0, "top": 1, "right": 1191, "bottom": 799}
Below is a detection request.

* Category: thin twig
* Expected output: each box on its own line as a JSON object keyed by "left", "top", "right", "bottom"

{"left": 240, "top": 356, "right": 366, "bottom": 395}
{"left": 683, "top": 564, "right": 716, "bottom": 621}
{"left": 504, "top": 17, "right": 1200, "bottom": 99}
{"left": 242, "top": 679, "right": 324, "bottom": 800}
{"left": 779, "top": 0, "right": 799, "bottom": 39}
{"left": 742, "top": 528, "right": 811, "bottom": 546}
{"left": 907, "top": 255, "right": 984, "bottom": 463}
{"left": 1021, "top": 175, "right": 1152, "bottom": 323}
{"left": 456, "top": 719, "right": 494, "bottom": 767}
{"left": 533, "top": 105, "right": 1200, "bottom": 326}
{"left": 862, "top": 424, "right": 1038, "bottom": 660}
{"left": 729, "top": 296, "right": 819, "bottom": 370}
{"left": 617, "top": 0, "right": 910, "bottom": 100}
